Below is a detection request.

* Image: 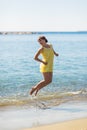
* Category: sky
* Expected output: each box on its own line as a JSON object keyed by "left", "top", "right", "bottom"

{"left": 0, "top": 0, "right": 87, "bottom": 31}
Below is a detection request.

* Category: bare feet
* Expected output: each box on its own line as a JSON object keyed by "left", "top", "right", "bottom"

{"left": 30, "top": 87, "right": 36, "bottom": 95}
{"left": 30, "top": 87, "right": 39, "bottom": 96}
{"left": 35, "top": 89, "right": 39, "bottom": 96}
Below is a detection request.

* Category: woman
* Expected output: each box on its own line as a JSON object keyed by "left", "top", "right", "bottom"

{"left": 30, "top": 36, "right": 59, "bottom": 96}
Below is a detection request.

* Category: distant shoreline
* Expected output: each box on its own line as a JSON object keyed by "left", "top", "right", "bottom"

{"left": 0, "top": 31, "right": 87, "bottom": 35}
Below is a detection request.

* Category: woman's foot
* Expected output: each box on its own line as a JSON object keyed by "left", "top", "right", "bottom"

{"left": 30, "top": 87, "right": 36, "bottom": 95}
{"left": 35, "top": 89, "right": 39, "bottom": 96}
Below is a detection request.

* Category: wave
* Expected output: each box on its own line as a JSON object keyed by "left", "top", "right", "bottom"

{"left": 0, "top": 89, "right": 87, "bottom": 108}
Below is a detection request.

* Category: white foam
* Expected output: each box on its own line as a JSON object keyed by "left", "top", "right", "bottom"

{"left": 0, "top": 101, "right": 87, "bottom": 130}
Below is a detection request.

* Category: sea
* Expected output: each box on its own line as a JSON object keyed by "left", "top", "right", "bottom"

{"left": 0, "top": 32, "right": 87, "bottom": 130}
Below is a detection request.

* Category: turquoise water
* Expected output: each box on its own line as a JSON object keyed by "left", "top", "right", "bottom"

{"left": 0, "top": 33, "right": 87, "bottom": 107}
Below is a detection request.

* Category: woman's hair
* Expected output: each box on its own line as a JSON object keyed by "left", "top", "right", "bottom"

{"left": 38, "top": 36, "right": 48, "bottom": 43}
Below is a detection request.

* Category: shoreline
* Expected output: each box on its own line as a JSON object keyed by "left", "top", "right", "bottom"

{"left": 0, "top": 101, "right": 87, "bottom": 130}
{"left": 23, "top": 117, "right": 87, "bottom": 130}
{"left": 0, "top": 31, "right": 87, "bottom": 35}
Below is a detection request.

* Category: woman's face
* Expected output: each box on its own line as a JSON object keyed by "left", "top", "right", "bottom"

{"left": 38, "top": 39, "right": 46, "bottom": 46}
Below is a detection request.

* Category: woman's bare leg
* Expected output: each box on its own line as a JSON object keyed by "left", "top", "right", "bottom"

{"left": 30, "top": 72, "right": 52, "bottom": 96}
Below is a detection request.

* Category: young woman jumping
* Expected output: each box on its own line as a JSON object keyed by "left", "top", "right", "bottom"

{"left": 30, "top": 36, "right": 59, "bottom": 96}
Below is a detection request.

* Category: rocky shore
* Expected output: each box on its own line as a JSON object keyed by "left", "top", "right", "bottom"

{"left": 0, "top": 32, "right": 37, "bottom": 35}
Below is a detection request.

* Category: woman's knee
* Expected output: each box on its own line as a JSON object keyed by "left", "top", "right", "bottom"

{"left": 43, "top": 72, "right": 53, "bottom": 84}
{"left": 45, "top": 78, "right": 52, "bottom": 84}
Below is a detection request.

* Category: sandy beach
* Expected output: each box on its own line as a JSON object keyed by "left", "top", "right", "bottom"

{"left": 23, "top": 118, "right": 87, "bottom": 130}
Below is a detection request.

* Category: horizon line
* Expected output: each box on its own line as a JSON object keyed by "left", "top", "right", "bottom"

{"left": 0, "top": 31, "right": 87, "bottom": 32}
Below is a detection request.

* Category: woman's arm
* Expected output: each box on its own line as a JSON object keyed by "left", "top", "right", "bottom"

{"left": 52, "top": 47, "right": 59, "bottom": 56}
{"left": 34, "top": 48, "right": 47, "bottom": 65}
{"left": 53, "top": 50, "right": 59, "bottom": 56}
{"left": 51, "top": 44, "right": 59, "bottom": 56}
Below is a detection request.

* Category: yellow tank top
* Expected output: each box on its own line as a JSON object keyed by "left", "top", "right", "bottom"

{"left": 40, "top": 44, "right": 54, "bottom": 72}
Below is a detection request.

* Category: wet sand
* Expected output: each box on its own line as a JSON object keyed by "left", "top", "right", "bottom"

{"left": 23, "top": 118, "right": 87, "bottom": 130}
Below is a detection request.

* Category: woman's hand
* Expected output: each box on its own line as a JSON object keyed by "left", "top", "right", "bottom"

{"left": 55, "top": 53, "right": 59, "bottom": 56}
{"left": 42, "top": 61, "right": 48, "bottom": 65}
{"left": 53, "top": 49, "right": 59, "bottom": 57}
